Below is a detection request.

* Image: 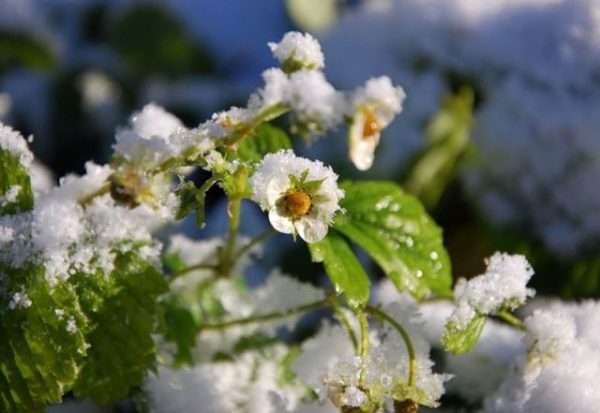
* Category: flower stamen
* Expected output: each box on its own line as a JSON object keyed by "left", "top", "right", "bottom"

{"left": 283, "top": 189, "right": 312, "bottom": 219}
{"left": 362, "top": 110, "right": 380, "bottom": 139}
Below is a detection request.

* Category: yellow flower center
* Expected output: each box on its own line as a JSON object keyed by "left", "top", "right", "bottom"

{"left": 283, "top": 189, "right": 312, "bottom": 219}
{"left": 362, "top": 110, "right": 380, "bottom": 139}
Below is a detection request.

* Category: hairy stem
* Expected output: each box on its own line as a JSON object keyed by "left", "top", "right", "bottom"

{"left": 357, "top": 310, "right": 370, "bottom": 387}
{"left": 172, "top": 263, "right": 217, "bottom": 278}
{"left": 234, "top": 228, "right": 277, "bottom": 260}
{"left": 333, "top": 305, "right": 359, "bottom": 352}
{"left": 367, "top": 306, "right": 417, "bottom": 387}
{"left": 78, "top": 181, "right": 111, "bottom": 207}
{"left": 222, "top": 105, "right": 290, "bottom": 146}
{"left": 200, "top": 294, "right": 334, "bottom": 331}
{"left": 218, "top": 197, "right": 242, "bottom": 277}
{"left": 497, "top": 310, "right": 525, "bottom": 331}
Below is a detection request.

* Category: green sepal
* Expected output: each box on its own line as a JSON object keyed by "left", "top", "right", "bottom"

{"left": 441, "top": 314, "right": 486, "bottom": 355}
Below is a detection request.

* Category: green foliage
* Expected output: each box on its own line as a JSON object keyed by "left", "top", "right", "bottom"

{"left": 308, "top": 232, "right": 370, "bottom": 308}
{"left": 441, "top": 314, "right": 486, "bottom": 355}
{"left": 175, "top": 181, "right": 207, "bottom": 228}
{"left": 0, "top": 31, "right": 54, "bottom": 73}
{"left": 162, "top": 301, "right": 198, "bottom": 366}
{"left": 236, "top": 124, "right": 292, "bottom": 163}
{"left": 404, "top": 88, "right": 473, "bottom": 210}
{"left": 0, "top": 265, "right": 87, "bottom": 412}
{"left": 109, "top": 5, "right": 213, "bottom": 78}
{"left": 334, "top": 181, "right": 453, "bottom": 300}
{"left": 0, "top": 147, "right": 34, "bottom": 215}
{"left": 71, "top": 250, "right": 168, "bottom": 405}
{"left": 0, "top": 249, "right": 167, "bottom": 411}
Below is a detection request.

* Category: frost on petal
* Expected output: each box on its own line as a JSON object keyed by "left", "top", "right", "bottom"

{"left": 295, "top": 216, "right": 328, "bottom": 243}
{"left": 250, "top": 150, "right": 343, "bottom": 241}
{"left": 351, "top": 76, "right": 406, "bottom": 129}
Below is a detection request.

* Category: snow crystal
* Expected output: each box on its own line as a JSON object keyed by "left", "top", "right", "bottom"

{"left": 8, "top": 290, "right": 31, "bottom": 310}
{"left": 0, "top": 159, "right": 163, "bottom": 286}
{"left": 0, "top": 185, "right": 21, "bottom": 208}
{"left": 66, "top": 317, "right": 77, "bottom": 333}
{"left": 484, "top": 300, "right": 600, "bottom": 413}
{"left": 284, "top": 70, "right": 345, "bottom": 132}
{"left": 0, "top": 122, "right": 33, "bottom": 167}
{"left": 449, "top": 253, "right": 535, "bottom": 328}
{"left": 147, "top": 345, "right": 305, "bottom": 413}
{"left": 113, "top": 103, "right": 185, "bottom": 168}
{"left": 268, "top": 31, "right": 325, "bottom": 70}
{"left": 249, "top": 68, "right": 345, "bottom": 135}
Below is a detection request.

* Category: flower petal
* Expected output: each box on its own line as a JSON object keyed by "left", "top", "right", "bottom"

{"left": 349, "top": 112, "right": 380, "bottom": 171}
{"left": 268, "top": 208, "right": 295, "bottom": 234}
{"left": 266, "top": 175, "right": 290, "bottom": 207}
{"left": 296, "top": 216, "right": 328, "bottom": 243}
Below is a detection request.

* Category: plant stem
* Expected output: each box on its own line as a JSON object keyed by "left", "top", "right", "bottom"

{"left": 333, "top": 305, "right": 359, "bottom": 352}
{"left": 222, "top": 105, "right": 289, "bottom": 146}
{"left": 235, "top": 228, "right": 277, "bottom": 260}
{"left": 172, "top": 263, "right": 217, "bottom": 278}
{"left": 366, "top": 306, "right": 417, "bottom": 387}
{"left": 357, "top": 310, "right": 370, "bottom": 387}
{"left": 218, "top": 197, "right": 242, "bottom": 277}
{"left": 496, "top": 310, "right": 525, "bottom": 331}
{"left": 78, "top": 181, "right": 111, "bottom": 207}
{"left": 198, "top": 175, "right": 219, "bottom": 193}
{"left": 200, "top": 294, "right": 334, "bottom": 331}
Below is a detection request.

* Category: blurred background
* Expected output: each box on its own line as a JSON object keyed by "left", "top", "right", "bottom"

{"left": 1, "top": 0, "right": 599, "bottom": 410}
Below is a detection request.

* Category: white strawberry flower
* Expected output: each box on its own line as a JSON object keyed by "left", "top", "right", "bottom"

{"left": 348, "top": 76, "right": 406, "bottom": 170}
{"left": 250, "top": 150, "right": 344, "bottom": 243}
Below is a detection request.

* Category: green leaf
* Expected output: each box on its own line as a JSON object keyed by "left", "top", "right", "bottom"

{"left": 334, "top": 181, "right": 452, "bottom": 299}
{"left": 174, "top": 181, "right": 206, "bottom": 227}
{"left": 174, "top": 176, "right": 219, "bottom": 227}
{"left": 441, "top": 314, "right": 486, "bottom": 355}
{"left": 404, "top": 88, "right": 473, "bottom": 209}
{"left": 308, "top": 232, "right": 370, "bottom": 308}
{"left": 162, "top": 300, "right": 197, "bottom": 366}
{"left": 236, "top": 124, "right": 292, "bottom": 163}
{"left": 0, "top": 265, "right": 87, "bottom": 412}
{"left": 0, "top": 143, "right": 34, "bottom": 215}
{"left": 72, "top": 250, "right": 167, "bottom": 405}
